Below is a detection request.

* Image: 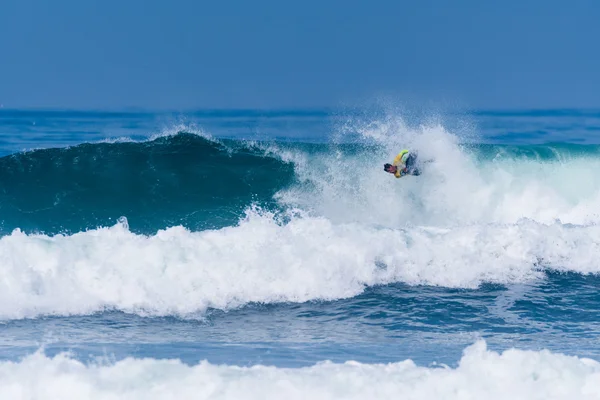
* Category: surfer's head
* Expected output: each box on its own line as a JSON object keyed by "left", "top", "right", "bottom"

{"left": 384, "top": 163, "right": 397, "bottom": 174}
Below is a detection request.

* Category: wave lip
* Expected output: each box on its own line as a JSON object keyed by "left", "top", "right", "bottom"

{"left": 1, "top": 341, "right": 599, "bottom": 399}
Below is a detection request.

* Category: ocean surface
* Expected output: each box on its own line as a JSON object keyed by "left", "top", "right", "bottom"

{"left": 1, "top": 108, "right": 600, "bottom": 398}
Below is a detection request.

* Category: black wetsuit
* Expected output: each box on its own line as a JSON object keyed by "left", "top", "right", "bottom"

{"left": 405, "top": 153, "right": 420, "bottom": 176}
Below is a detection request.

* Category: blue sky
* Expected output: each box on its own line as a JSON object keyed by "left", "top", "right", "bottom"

{"left": 1, "top": 0, "right": 599, "bottom": 109}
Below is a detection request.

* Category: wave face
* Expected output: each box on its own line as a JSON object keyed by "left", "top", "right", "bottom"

{"left": 1, "top": 126, "right": 600, "bottom": 236}
{"left": 0, "top": 133, "right": 294, "bottom": 234}
{"left": 1, "top": 342, "right": 599, "bottom": 400}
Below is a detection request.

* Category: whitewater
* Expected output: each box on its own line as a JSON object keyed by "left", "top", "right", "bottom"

{"left": 2, "top": 212, "right": 600, "bottom": 320}
{"left": 1, "top": 108, "right": 600, "bottom": 398}
{"left": 2, "top": 342, "right": 600, "bottom": 400}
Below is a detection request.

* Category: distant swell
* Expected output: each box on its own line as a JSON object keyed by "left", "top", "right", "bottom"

{"left": 0, "top": 133, "right": 294, "bottom": 235}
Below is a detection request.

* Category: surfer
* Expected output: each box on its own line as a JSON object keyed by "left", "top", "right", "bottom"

{"left": 384, "top": 150, "right": 420, "bottom": 178}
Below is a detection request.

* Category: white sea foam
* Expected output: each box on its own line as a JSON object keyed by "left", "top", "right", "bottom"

{"left": 0, "top": 208, "right": 599, "bottom": 320}
{"left": 275, "top": 120, "right": 600, "bottom": 227}
{"left": 1, "top": 341, "right": 599, "bottom": 399}
{"left": 2, "top": 116, "right": 600, "bottom": 320}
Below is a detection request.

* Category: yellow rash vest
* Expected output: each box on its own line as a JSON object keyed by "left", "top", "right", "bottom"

{"left": 392, "top": 150, "right": 410, "bottom": 178}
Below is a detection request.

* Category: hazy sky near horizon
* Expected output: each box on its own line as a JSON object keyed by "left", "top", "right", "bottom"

{"left": 1, "top": 0, "right": 599, "bottom": 110}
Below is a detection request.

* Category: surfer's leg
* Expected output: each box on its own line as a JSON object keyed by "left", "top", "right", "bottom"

{"left": 406, "top": 154, "right": 420, "bottom": 175}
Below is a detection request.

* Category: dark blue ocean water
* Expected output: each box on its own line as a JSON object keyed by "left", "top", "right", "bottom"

{"left": 1, "top": 108, "right": 600, "bottom": 370}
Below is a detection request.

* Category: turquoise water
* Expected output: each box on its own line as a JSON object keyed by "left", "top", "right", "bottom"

{"left": 1, "top": 108, "right": 600, "bottom": 381}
